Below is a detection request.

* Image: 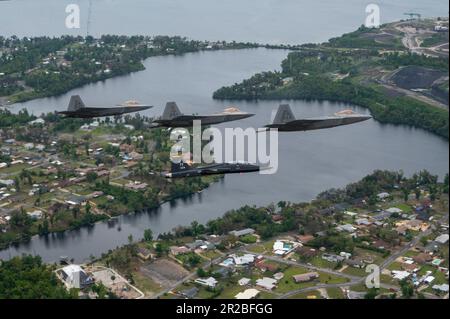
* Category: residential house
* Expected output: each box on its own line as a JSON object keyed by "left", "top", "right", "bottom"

{"left": 235, "top": 289, "right": 260, "bottom": 299}
{"left": 129, "top": 151, "right": 144, "bottom": 161}
{"left": 195, "top": 277, "right": 218, "bottom": 288}
{"left": 355, "top": 218, "right": 371, "bottom": 226}
{"left": 292, "top": 272, "right": 319, "bottom": 283}
{"left": 232, "top": 254, "right": 255, "bottom": 266}
{"left": 59, "top": 265, "right": 93, "bottom": 289}
{"left": 272, "top": 240, "right": 297, "bottom": 256}
{"left": 65, "top": 195, "right": 87, "bottom": 206}
{"left": 255, "top": 259, "right": 279, "bottom": 272}
{"left": 170, "top": 246, "right": 190, "bottom": 256}
{"left": 213, "top": 267, "right": 230, "bottom": 278}
{"left": 229, "top": 228, "right": 255, "bottom": 237}
{"left": 435, "top": 234, "right": 449, "bottom": 245}
{"left": 336, "top": 224, "right": 357, "bottom": 233}
{"left": 179, "top": 287, "right": 199, "bottom": 299}
{"left": 137, "top": 247, "right": 153, "bottom": 261}
{"left": 377, "top": 192, "right": 390, "bottom": 200}
{"left": 372, "top": 240, "right": 391, "bottom": 250}
{"left": 125, "top": 181, "right": 148, "bottom": 191}
{"left": 413, "top": 253, "right": 433, "bottom": 265}
{"left": 296, "top": 235, "right": 315, "bottom": 244}
{"left": 238, "top": 278, "right": 251, "bottom": 286}
{"left": 392, "top": 270, "right": 410, "bottom": 281}
{"left": 255, "top": 277, "right": 277, "bottom": 290}
{"left": 296, "top": 246, "right": 319, "bottom": 259}
{"left": 322, "top": 253, "right": 345, "bottom": 263}
{"left": 432, "top": 284, "right": 449, "bottom": 293}
{"left": 27, "top": 210, "right": 43, "bottom": 220}
{"left": 345, "top": 258, "right": 366, "bottom": 268}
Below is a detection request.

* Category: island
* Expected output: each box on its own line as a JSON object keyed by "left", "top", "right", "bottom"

{"left": 213, "top": 18, "right": 449, "bottom": 139}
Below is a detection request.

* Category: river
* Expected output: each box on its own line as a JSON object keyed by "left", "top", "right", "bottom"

{"left": 0, "top": 0, "right": 448, "bottom": 263}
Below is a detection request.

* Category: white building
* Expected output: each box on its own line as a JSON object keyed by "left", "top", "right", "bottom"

{"left": 377, "top": 192, "right": 390, "bottom": 200}
{"left": 355, "top": 218, "right": 371, "bottom": 226}
{"left": 435, "top": 234, "right": 449, "bottom": 244}
{"left": 432, "top": 284, "right": 449, "bottom": 293}
{"left": 232, "top": 254, "right": 255, "bottom": 266}
{"left": 27, "top": 210, "right": 43, "bottom": 220}
{"left": 60, "top": 265, "right": 93, "bottom": 289}
{"left": 392, "top": 270, "right": 410, "bottom": 281}
{"left": 235, "top": 289, "right": 260, "bottom": 299}
{"left": 195, "top": 277, "right": 218, "bottom": 288}
{"left": 229, "top": 228, "right": 255, "bottom": 237}
{"left": 256, "top": 277, "right": 277, "bottom": 290}
{"left": 272, "top": 240, "right": 296, "bottom": 255}
{"left": 336, "top": 224, "right": 357, "bottom": 233}
{"left": 386, "top": 207, "right": 403, "bottom": 214}
{"left": 238, "top": 278, "right": 251, "bottom": 286}
{"left": 29, "top": 118, "right": 45, "bottom": 125}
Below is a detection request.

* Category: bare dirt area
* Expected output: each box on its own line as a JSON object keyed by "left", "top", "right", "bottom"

{"left": 91, "top": 267, "right": 143, "bottom": 299}
{"left": 389, "top": 66, "right": 446, "bottom": 90}
{"left": 139, "top": 258, "right": 190, "bottom": 288}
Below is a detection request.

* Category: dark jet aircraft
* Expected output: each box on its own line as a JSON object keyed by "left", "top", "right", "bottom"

{"left": 57, "top": 95, "right": 152, "bottom": 118}
{"left": 263, "top": 104, "right": 371, "bottom": 132}
{"left": 151, "top": 102, "right": 254, "bottom": 128}
{"left": 162, "top": 161, "right": 260, "bottom": 178}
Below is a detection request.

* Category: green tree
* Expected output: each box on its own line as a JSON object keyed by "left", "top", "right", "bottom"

{"left": 0, "top": 255, "right": 76, "bottom": 299}
{"left": 400, "top": 279, "right": 414, "bottom": 299}
{"left": 143, "top": 228, "right": 153, "bottom": 242}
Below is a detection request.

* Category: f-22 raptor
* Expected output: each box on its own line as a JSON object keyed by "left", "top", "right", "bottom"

{"left": 263, "top": 104, "right": 371, "bottom": 132}
{"left": 151, "top": 102, "right": 254, "bottom": 128}
{"left": 163, "top": 161, "right": 260, "bottom": 178}
{"left": 57, "top": 95, "right": 152, "bottom": 118}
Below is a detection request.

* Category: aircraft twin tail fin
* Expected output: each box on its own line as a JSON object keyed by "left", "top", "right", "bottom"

{"left": 68, "top": 95, "right": 86, "bottom": 111}
{"left": 272, "top": 104, "right": 295, "bottom": 125}
{"left": 162, "top": 102, "right": 182, "bottom": 120}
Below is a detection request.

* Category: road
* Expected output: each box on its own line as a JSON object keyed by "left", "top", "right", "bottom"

{"left": 379, "top": 68, "right": 449, "bottom": 110}
{"left": 150, "top": 212, "right": 448, "bottom": 299}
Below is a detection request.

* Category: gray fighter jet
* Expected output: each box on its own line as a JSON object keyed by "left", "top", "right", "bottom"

{"left": 151, "top": 102, "right": 254, "bottom": 128}
{"left": 162, "top": 161, "right": 260, "bottom": 178}
{"left": 263, "top": 104, "right": 371, "bottom": 132}
{"left": 57, "top": 95, "right": 152, "bottom": 118}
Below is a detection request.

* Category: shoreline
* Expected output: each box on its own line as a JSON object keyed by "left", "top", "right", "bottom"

{"left": 0, "top": 180, "right": 218, "bottom": 257}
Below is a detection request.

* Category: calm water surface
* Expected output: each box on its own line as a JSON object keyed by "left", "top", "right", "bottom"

{"left": 0, "top": 0, "right": 448, "bottom": 262}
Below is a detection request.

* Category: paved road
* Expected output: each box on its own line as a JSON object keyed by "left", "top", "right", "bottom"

{"left": 151, "top": 212, "right": 448, "bottom": 299}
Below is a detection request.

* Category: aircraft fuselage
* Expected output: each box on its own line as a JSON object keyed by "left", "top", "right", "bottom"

{"left": 58, "top": 106, "right": 151, "bottom": 118}
{"left": 164, "top": 162, "right": 260, "bottom": 178}
{"left": 266, "top": 115, "right": 372, "bottom": 132}
{"left": 153, "top": 113, "right": 253, "bottom": 128}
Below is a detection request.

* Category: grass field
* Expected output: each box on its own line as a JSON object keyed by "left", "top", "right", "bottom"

{"left": 246, "top": 244, "right": 267, "bottom": 254}
{"left": 327, "top": 287, "right": 345, "bottom": 299}
{"left": 132, "top": 271, "right": 163, "bottom": 297}
{"left": 310, "top": 256, "right": 337, "bottom": 269}
{"left": 342, "top": 266, "right": 367, "bottom": 277}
